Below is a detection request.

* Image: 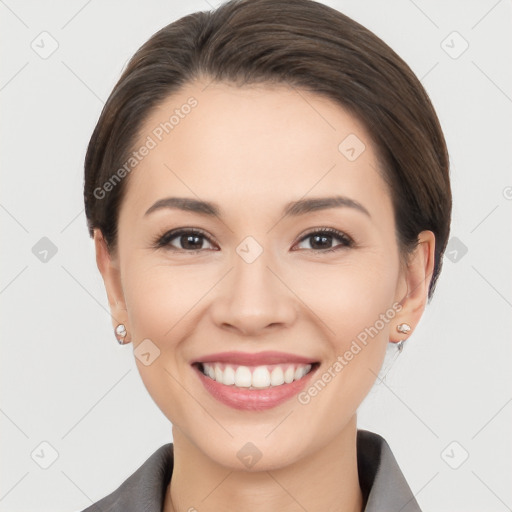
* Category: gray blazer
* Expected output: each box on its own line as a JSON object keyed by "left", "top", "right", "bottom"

{"left": 81, "top": 429, "right": 421, "bottom": 511}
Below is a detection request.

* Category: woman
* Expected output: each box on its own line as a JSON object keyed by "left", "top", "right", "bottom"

{"left": 82, "top": 0, "right": 451, "bottom": 510}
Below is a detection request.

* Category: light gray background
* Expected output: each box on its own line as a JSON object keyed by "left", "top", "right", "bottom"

{"left": 1, "top": 1, "right": 511, "bottom": 511}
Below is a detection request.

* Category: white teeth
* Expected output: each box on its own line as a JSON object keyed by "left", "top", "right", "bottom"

{"left": 201, "top": 362, "right": 313, "bottom": 389}
{"left": 252, "top": 366, "right": 271, "bottom": 388}
{"left": 234, "top": 366, "right": 252, "bottom": 387}
{"left": 284, "top": 366, "right": 295, "bottom": 384}
{"left": 270, "top": 366, "right": 285, "bottom": 386}
{"left": 295, "top": 366, "right": 308, "bottom": 380}
{"left": 223, "top": 365, "right": 235, "bottom": 385}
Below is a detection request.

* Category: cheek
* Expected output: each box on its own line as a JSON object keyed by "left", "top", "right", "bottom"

{"left": 293, "top": 254, "right": 398, "bottom": 393}
{"left": 123, "top": 259, "right": 209, "bottom": 340}
{"left": 123, "top": 247, "right": 400, "bottom": 358}
{"left": 292, "top": 259, "right": 397, "bottom": 434}
{"left": 289, "top": 252, "right": 400, "bottom": 342}
{"left": 121, "top": 245, "right": 399, "bottom": 426}
{"left": 121, "top": 262, "right": 198, "bottom": 427}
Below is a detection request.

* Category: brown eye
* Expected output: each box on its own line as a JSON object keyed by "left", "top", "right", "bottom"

{"left": 155, "top": 229, "right": 216, "bottom": 252}
{"left": 294, "top": 228, "right": 353, "bottom": 252}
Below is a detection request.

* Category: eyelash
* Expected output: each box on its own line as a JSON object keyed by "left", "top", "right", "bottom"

{"left": 152, "top": 227, "right": 354, "bottom": 254}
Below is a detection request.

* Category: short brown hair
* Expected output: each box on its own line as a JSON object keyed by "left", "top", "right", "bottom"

{"left": 84, "top": 0, "right": 451, "bottom": 299}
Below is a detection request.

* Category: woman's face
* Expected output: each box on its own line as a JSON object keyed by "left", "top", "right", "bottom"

{"left": 96, "top": 80, "right": 431, "bottom": 470}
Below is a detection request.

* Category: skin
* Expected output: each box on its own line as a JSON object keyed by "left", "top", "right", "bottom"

{"left": 94, "top": 80, "right": 435, "bottom": 512}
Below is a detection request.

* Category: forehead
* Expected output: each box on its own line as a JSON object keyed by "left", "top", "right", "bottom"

{"left": 121, "top": 80, "right": 390, "bottom": 219}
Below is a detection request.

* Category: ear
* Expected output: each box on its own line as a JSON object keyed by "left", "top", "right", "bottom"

{"left": 94, "top": 229, "right": 131, "bottom": 343}
{"left": 391, "top": 230, "right": 436, "bottom": 343}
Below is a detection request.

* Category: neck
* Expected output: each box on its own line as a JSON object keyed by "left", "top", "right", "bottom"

{"left": 164, "top": 416, "right": 363, "bottom": 512}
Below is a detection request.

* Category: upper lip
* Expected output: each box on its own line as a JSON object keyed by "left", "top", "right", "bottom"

{"left": 191, "top": 351, "right": 318, "bottom": 366}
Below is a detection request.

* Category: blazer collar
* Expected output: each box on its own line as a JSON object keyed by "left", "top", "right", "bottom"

{"left": 357, "top": 430, "right": 421, "bottom": 511}
{"left": 81, "top": 429, "right": 421, "bottom": 511}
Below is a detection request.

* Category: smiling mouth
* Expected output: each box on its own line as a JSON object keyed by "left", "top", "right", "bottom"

{"left": 194, "top": 361, "right": 320, "bottom": 390}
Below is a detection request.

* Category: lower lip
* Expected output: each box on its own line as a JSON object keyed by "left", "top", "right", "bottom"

{"left": 193, "top": 364, "right": 318, "bottom": 411}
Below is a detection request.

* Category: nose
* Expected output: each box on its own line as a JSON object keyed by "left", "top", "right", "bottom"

{"left": 209, "top": 247, "right": 297, "bottom": 336}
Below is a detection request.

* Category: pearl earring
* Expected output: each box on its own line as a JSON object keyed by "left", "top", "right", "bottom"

{"left": 395, "top": 323, "right": 411, "bottom": 353}
{"left": 115, "top": 324, "right": 128, "bottom": 344}
{"left": 396, "top": 323, "right": 411, "bottom": 335}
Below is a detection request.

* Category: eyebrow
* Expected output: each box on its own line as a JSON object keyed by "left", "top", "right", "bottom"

{"left": 144, "top": 195, "right": 371, "bottom": 218}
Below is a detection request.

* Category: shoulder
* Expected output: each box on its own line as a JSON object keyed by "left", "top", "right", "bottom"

{"left": 78, "top": 432, "right": 421, "bottom": 512}
{"left": 79, "top": 443, "right": 174, "bottom": 512}
{"left": 357, "top": 429, "right": 422, "bottom": 512}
